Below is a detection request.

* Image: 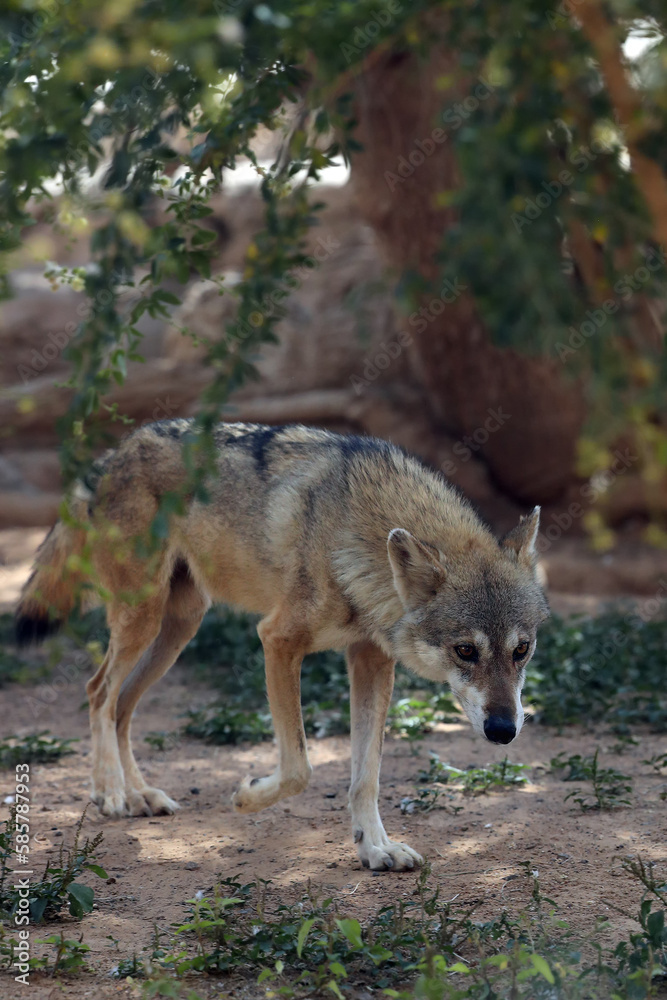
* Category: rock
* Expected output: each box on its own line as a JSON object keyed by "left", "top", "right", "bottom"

{"left": 0, "top": 456, "right": 31, "bottom": 492}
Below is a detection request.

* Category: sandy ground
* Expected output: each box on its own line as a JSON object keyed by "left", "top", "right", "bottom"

{"left": 1, "top": 662, "right": 666, "bottom": 1000}
{"left": 0, "top": 529, "right": 666, "bottom": 999}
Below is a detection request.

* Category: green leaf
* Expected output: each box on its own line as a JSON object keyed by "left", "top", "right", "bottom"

{"left": 335, "top": 917, "right": 362, "bottom": 949}
{"left": 297, "top": 917, "right": 315, "bottom": 957}
{"left": 30, "top": 897, "right": 48, "bottom": 923}
{"left": 646, "top": 908, "right": 665, "bottom": 943}
{"left": 530, "top": 953, "right": 555, "bottom": 984}
{"left": 368, "top": 943, "right": 393, "bottom": 965}
{"left": 85, "top": 863, "right": 108, "bottom": 879}
{"left": 448, "top": 961, "right": 471, "bottom": 973}
{"left": 191, "top": 227, "right": 217, "bottom": 246}
{"left": 67, "top": 882, "right": 95, "bottom": 917}
{"left": 156, "top": 290, "right": 182, "bottom": 305}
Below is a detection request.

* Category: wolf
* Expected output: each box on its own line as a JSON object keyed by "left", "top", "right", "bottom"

{"left": 16, "top": 421, "right": 549, "bottom": 871}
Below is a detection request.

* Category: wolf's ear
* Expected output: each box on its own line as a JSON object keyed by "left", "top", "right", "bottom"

{"left": 501, "top": 506, "right": 540, "bottom": 570}
{"left": 387, "top": 528, "right": 446, "bottom": 610}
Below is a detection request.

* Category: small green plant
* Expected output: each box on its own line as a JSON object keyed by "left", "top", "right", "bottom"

{"left": 400, "top": 787, "right": 444, "bottom": 814}
{"left": 399, "top": 786, "right": 466, "bottom": 815}
{"left": 144, "top": 731, "right": 179, "bottom": 751}
{"left": 137, "top": 976, "right": 206, "bottom": 999}
{"left": 387, "top": 697, "right": 438, "bottom": 745}
{"left": 111, "top": 925, "right": 173, "bottom": 981}
{"left": 419, "top": 753, "right": 530, "bottom": 795}
{"left": 181, "top": 706, "right": 272, "bottom": 745}
{"left": 0, "top": 923, "right": 21, "bottom": 972}
{"left": 302, "top": 701, "right": 351, "bottom": 739}
{"left": 154, "top": 869, "right": 478, "bottom": 988}
{"left": 387, "top": 694, "right": 460, "bottom": 750}
{"left": 608, "top": 734, "right": 640, "bottom": 754}
{"left": 551, "top": 749, "right": 633, "bottom": 811}
{"left": 117, "top": 858, "right": 667, "bottom": 999}
{"left": 642, "top": 751, "right": 667, "bottom": 773}
{"left": 610, "top": 857, "right": 667, "bottom": 994}
{"left": 0, "top": 807, "right": 19, "bottom": 920}
{"left": 400, "top": 756, "right": 529, "bottom": 816}
{"left": 0, "top": 807, "right": 107, "bottom": 922}
{"left": 32, "top": 931, "right": 91, "bottom": 975}
{"left": 525, "top": 612, "right": 667, "bottom": 732}
{"left": 0, "top": 731, "right": 78, "bottom": 769}
{"left": 112, "top": 953, "right": 149, "bottom": 978}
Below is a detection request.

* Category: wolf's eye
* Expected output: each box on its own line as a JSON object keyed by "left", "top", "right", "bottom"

{"left": 514, "top": 641, "right": 529, "bottom": 659}
{"left": 455, "top": 643, "right": 477, "bottom": 661}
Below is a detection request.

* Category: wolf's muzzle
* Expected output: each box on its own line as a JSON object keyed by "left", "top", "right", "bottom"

{"left": 483, "top": 714, "right": 516, "bottom": 745}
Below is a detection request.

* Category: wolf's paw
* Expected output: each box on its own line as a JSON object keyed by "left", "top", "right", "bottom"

{"left": 126, "top": 786, "right": 180, "bottom": 817}
{"left": 91, "top": 788, "right": 127, "bottom": 819}
{"left": 232, "top": 769, "right": 310, "bottom": 814}
{"left": 232, "top": 773, "right": 282, "bottom": 813}
{"left": 356, "top": 835, "right": 423, "bottom": 872}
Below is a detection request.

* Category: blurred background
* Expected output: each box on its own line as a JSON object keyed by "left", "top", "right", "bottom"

{"left": 1, "top": 1, "right": 667, "bottom": 612}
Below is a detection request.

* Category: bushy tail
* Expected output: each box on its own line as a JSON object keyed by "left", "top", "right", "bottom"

{"left": 15, "top": 519, "right": 87, "bottom": 647}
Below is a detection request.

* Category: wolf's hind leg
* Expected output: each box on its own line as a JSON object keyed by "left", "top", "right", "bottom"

{"left": 116, "top": 567, "right": 209, "bottom": 816}
{"left": 346, "top": 641, "right": 423, "bottom": 872}
{"left": 87, "top": 596, "right": 166, "bottom": 818}
{"left": 232, "top": 609, "right": 311, "bottom": 813}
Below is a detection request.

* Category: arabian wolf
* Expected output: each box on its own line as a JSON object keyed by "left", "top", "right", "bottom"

{"left": 16, "top": 421, "right": 548, "bottom": 871}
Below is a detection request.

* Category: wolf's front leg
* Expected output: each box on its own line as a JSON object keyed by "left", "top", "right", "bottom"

{"left": 232, "top": 611, "right": 312, "bottom": 813}
{"left": 346, "top": 641, "right": 423, "bottom": 871}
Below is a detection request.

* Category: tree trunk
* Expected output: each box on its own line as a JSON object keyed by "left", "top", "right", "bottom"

{"left": 348, "top": 46, "right": 585, "bottom": 503}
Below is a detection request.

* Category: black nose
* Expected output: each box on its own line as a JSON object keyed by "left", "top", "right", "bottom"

{"left": 483, "top": 715, "right": 516, "bottom": 745}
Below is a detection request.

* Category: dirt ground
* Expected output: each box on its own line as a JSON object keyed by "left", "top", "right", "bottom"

{"left": 1, "top": 529, "right": 667, "bottom": 999}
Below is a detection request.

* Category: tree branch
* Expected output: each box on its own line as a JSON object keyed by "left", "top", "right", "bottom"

{"left": 577, "top": 0, "right": 667, "bottom": 252}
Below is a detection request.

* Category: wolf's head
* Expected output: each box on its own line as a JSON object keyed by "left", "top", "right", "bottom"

{"left": 386, "top": 508, "right": 549, "bottom": 744}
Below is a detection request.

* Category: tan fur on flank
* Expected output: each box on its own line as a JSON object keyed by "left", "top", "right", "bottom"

{"left": 16, "top": 421, "right": 548, "bottom": 871}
